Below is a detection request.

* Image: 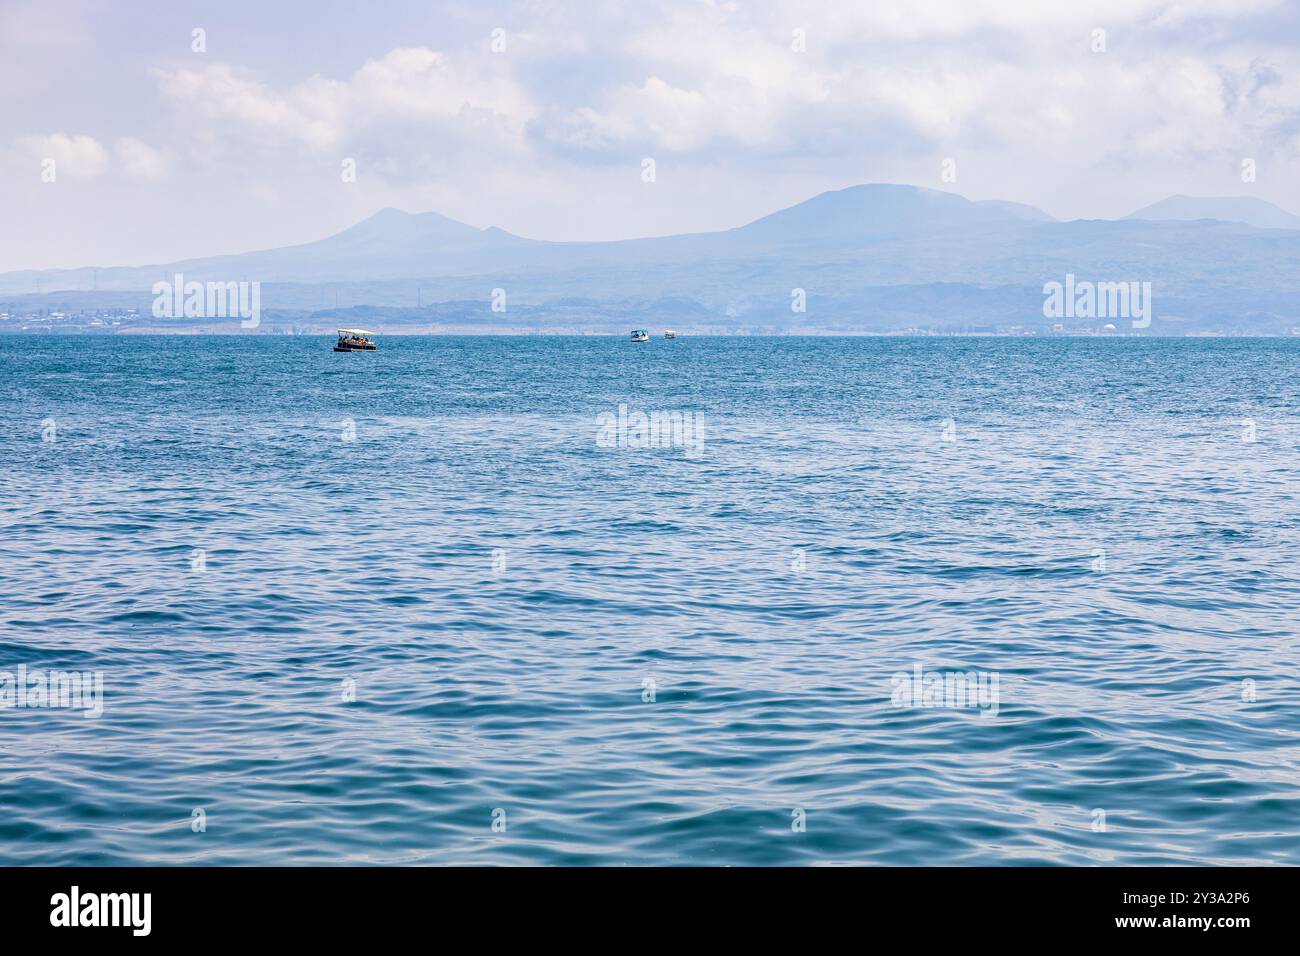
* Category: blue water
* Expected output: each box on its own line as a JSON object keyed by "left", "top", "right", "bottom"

{"left": 2, "top": 334, "right": 1299, "bottom": 865}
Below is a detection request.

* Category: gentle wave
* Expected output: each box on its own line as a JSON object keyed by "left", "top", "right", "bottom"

{"left": 2, "top": 335, "right": 1299, "bottom": 865}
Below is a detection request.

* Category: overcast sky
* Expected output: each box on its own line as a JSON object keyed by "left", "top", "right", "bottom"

{"left": 3, "top": 0, "right": 1299, "bottom": 271}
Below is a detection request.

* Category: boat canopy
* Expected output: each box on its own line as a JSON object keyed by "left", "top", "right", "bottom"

{"left": 336, "top": 329, "right": 375, "bottom": 336}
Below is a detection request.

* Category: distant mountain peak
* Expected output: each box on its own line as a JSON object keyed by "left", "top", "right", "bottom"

{"left": 334, "top": 207, "right": 528, "bottom": 245}
{"left": 735, "top": 182, "right": 1054, "bottom": 241}
{"left": 1125, "top": 195, "right": 1300, "bottom": 230}
{"left": 319, "top": 206, "right": 498, "bottom": 252}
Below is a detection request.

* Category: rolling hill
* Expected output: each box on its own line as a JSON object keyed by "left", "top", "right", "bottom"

{"left": 6, "top": 185, "right": 1300, "bottom": 333}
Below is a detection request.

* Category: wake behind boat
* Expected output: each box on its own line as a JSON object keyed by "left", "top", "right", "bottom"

{"left": 334, "top": 329, "right": 377, "bottom": 351}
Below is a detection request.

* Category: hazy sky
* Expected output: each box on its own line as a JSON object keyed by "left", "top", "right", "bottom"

{"left": 4, "top": 0, "right": 1299, "bottom": 271}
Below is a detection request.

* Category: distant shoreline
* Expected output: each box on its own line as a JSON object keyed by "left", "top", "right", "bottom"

{"left": 6, "top": 330, "right": 1299, "bottom": 340}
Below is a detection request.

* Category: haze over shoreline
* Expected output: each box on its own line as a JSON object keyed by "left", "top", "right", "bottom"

{"left": 6, "top": 185, "right": 1300, "bottom": 337}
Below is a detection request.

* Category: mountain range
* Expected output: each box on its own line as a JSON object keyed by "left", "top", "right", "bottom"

{"left": 6, "top": 184, "right": 1300, "bottom": 334}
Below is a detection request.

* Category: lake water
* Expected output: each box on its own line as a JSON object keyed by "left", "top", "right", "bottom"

{"left": 2, "top": 334, "right": 1299, "bottom": 865}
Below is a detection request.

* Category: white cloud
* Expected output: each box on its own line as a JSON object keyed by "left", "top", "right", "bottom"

{"left": 151, "top": 46, "right": 533, "bottom": 155}
{"left": 138, "top": 4, "right": 1300, "bottom": 184}
{"left": 16, "top": 132, "right": 108, "bottom": 180}
{"left": 152, "top": 63, "right": 346, "bottom": 150}
{"left": 546, "top": 0, "right": 1300, "bottom": 177}
{"left": 770, "top": 0, "right": 1283, "bottom": 42}
{"left": 4, "top": 0, "right": 1300, "bottom": 270}
{"left": 115, "top": 137, "right": 168, "bottom": 180}
{"left": 11, "top": 132, "right": 171, "bottom": 183}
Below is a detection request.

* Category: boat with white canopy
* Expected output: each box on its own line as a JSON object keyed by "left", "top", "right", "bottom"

{"left": 334, "top": 329, "right": 377, "bottom": 351}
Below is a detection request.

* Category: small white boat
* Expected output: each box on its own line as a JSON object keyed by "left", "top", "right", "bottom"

{"left": 334, "top": 328, "right": 377, "bottom": 351}
{"left": 630, "top": 329, "right": 649, "bottom": 342}
{"left": 664, "top": 330, "right": 678, "bottom": 339}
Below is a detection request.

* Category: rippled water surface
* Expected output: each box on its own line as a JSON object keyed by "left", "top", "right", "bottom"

{"left": 2, "top": 335, "right": 1299, "bottom": 865}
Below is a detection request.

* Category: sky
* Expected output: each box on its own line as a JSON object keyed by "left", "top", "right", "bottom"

{"left": 3, "top": 0, "right": 1300, "bottom": 271}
